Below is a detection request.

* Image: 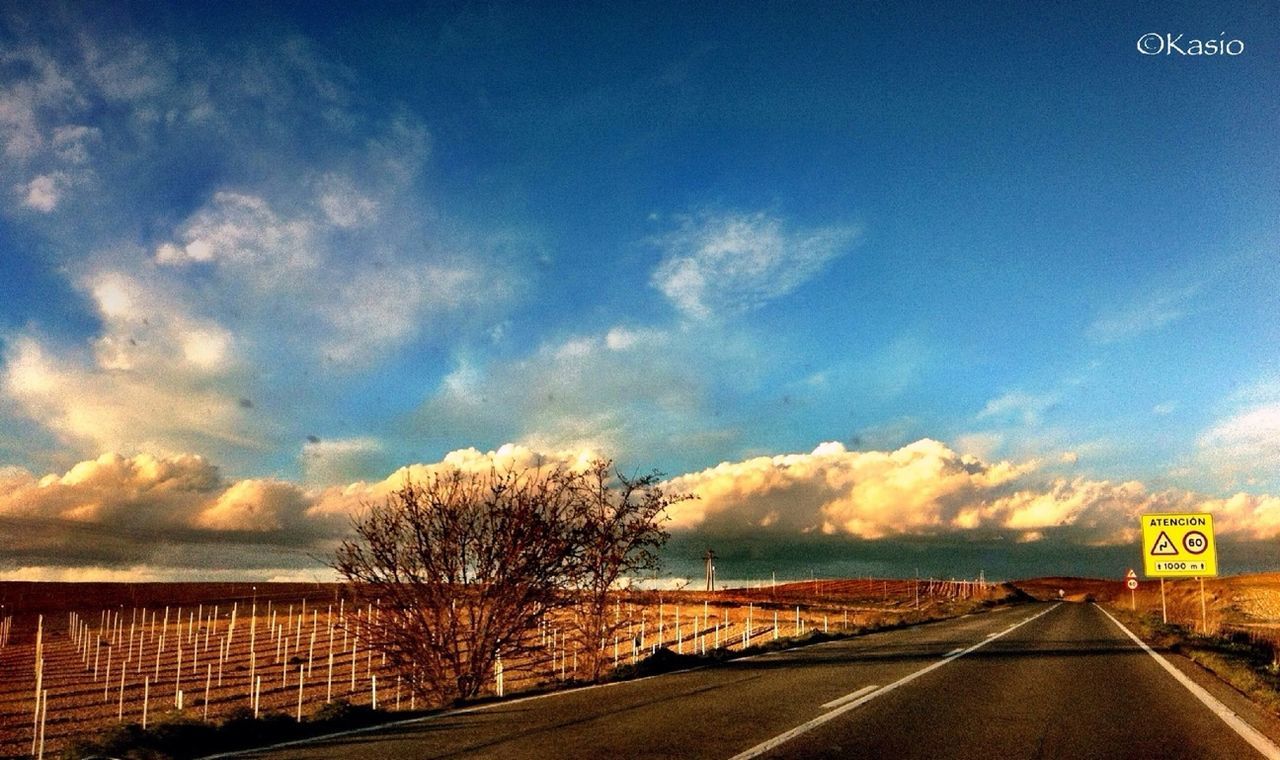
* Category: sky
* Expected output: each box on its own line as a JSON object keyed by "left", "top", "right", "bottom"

{"left": 0, "top": 1, "right": 1277, "bottom": 583}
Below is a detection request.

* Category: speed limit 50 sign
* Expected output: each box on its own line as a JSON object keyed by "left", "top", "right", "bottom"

{"left": 1141, "top": 513, "right": 1217, "bottom": 578}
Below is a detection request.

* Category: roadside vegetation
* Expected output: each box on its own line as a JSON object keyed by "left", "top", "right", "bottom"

{"left": 62, "top": 700, "right": 388, "bottom": 760}
{"left": 1105, "top": 605, "right": 1280, "bottom": 715}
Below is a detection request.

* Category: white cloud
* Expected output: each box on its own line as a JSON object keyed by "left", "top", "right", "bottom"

{"left": 418, "top": 327, "right": 729, "bottom": 461}
{"left": 977, "top": 390, "right": 1058, "bottom": 426}
{"left": 1198, "top": 401, "right": 1280, "bottom": 485}
{"left": 1088, "top": 287, "right": 1197, "bottom": 343}
{"left": 19, "top": 173, "right": 63, "bottom": 211}
{"left": 50, "top": 124, "right": 101, "bottom": 163}
{"left": 316, "top": 173, "right": 379, "bottom": 228}
{"left": 0, "top": 20, "right": 530, "bottom": 475}
{"left": 0, "top": 46, "right": 77, "bottom": 160}
{"left": 651, "top": 211, "right": 859, "bottom": 319}
{"left": 665, "top": 440, "right": 1031, "bottom": 538}
{"left": 306, "top": 442, "right": 605, "bottom": 521}
{"left": 156, "top": 191, "right": 318, "bottom": 273}
{"left": 148, "top": 186, "right": 506, "bottom": 368}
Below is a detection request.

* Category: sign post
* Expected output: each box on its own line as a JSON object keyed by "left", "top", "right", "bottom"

{"left": 1140, "top": 513, "right": 1218, "bottom": 632}
{"left": 1125, "top": 568, "right": 1138, "bottom": 610}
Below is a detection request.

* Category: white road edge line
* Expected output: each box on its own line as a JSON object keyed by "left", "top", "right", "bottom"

{"left": 821, "top": 684, "right": 879, "bottom": 710}
{"left": 1094, "top": 603, "right": 1280, "bottom": 760}
{"left": 944, "top": 647, "right": 963, "bottom": 658}
{"left": 726, "top": 603, "right": 1062, "bottom": 760}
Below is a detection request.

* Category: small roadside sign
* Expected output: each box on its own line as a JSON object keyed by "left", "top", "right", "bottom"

{"left": 1124, "top": 568, "right": 1139, "bottom": 610}
{"left": 1141, "top": 513, "right": 1217, "bottom": 577}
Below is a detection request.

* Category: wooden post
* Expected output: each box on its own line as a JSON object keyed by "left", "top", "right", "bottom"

{"left": 143, "top": 677, "right": 150, "bottom": 729}
{"left": 327, "top": 650, "right": 334, "bottom": 703}
{"left": 351, "top": 634, "right": 358, "bottom": 692}
{"left": 37, "top": 689, "right": 47, "bottom": 760}
{"left": 176, "top": 637, "right": 183, "bottom": 705}
{"left": 1200, "top": 577, "right": 1208, "bottom": 634}
{"left": 32, "top": 615, "right": 43, "bottom": 756}
{"left": 204, "top": 664, "right": 212, "bottom": 720}
{"left": 297, "top": 664, "right": 305, "bottom": 721}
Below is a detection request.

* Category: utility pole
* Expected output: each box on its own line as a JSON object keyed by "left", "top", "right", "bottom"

{"left": 704, "top": 549, "right": 716, "bottom": 592}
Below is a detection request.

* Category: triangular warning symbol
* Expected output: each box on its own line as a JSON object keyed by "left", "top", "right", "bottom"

{"left": 1150, "top": 531, "right": 1178, "bottom": 556}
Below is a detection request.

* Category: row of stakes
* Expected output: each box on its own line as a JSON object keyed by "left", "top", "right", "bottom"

{"left": 13, "top": 582, "right": 986, "bottom": 759}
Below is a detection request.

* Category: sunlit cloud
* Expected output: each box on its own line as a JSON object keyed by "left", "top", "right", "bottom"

{"left": 3, "top": 336, "right": 260, "bottom": 457}
{"left": 2, "top": 440, "right": 1280, "bottom": 577}
{"left": 663, "top": 439, "right": 1280, "bottom": 546}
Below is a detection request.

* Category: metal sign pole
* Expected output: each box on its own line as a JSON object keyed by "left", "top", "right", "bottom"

{"left": 1160, "top": 578, "right": 1167, "bottom": 624}
{"left": 1130, "top": 587, "right": 1135, "bottom": 611}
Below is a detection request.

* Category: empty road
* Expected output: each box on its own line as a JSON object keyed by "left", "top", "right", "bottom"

{"left": 223, "top": 602, "right": 1280, "bottom": 759}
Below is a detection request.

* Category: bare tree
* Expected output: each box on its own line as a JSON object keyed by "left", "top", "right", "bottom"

{"left": 333, "top": 466, "right": 583, "bottom": 703}
{"left": 333, "top": 459, "right": 689, "bottom": 704}
{"left": 567, "top": 460, "right": 684, "bottom": 680}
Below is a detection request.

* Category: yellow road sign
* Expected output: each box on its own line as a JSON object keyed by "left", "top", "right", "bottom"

{"left": 1141, "top": 513, "right": 1217, "bottom": 577}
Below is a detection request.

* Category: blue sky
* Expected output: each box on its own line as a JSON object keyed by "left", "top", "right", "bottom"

{"left": 0, "top": 1, "right": 1277, "bottom": 580}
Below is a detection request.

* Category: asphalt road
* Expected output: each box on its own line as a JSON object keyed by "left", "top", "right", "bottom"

{"left": 224, "top": 602, "right": 1280, "bottom": 760}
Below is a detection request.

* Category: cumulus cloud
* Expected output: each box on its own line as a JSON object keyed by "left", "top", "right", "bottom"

{"left": 663, "top": 439, "right": 1280, "bottom": 546}
{"left": 0, "top": 451, "right": 221, "bottom": 528}
{"left": 2, "top": 441, "right": 1280, "bottom": 577}
{"left": 651, "top": 211, "right": 859, "bottom": 319}
{"left": 0, "top": 451, "right": 343, "bottom": 572}
{"left": 305, "top": 442, "right": 607, "bottom": 522}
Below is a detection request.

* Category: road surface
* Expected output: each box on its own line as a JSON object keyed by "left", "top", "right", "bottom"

{"left": 222, "top": 602, "right": 1280, "bottom": 759}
